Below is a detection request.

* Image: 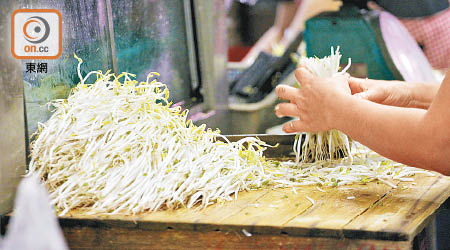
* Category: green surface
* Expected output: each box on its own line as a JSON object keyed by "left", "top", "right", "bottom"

{"left": 304, "top": 8, "right": 395, "bottom": 80}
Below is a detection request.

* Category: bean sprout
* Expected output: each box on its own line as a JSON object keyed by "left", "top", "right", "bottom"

{"left": 28, "top": 55, "right": 278, "bottom": 215}
{"left": 294, "top": 47, "right": 352, "bottom": 163}
{"left": 27, "top": 54, "right": 433, "bottom": 216}
{"left": 305, "top": 196, "right": 315, "bottom": 205}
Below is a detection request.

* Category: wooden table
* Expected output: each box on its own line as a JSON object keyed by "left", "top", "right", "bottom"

{"left": 55, "top": 173, "right": 449, "bottom": 249}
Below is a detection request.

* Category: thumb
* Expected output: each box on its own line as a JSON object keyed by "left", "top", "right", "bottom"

{"left": 348, "top": 77, "right": 367, "bottom": 94}
{"left": 354, "top": 89, "right": 382, "bottom": 102}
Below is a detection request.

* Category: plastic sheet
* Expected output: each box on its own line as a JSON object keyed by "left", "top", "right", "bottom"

{"left": 0, "top": 176, "right": 68, "bottom": 250}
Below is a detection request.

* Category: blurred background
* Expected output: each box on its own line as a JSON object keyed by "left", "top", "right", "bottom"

{"left": 4, "top": 0, "right": 449, "bottom": 140}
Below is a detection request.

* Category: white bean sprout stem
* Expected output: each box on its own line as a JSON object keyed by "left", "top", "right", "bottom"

{"left": 294, "top": 47, "right": 353, "bottom": 163}
{"left": 27, "top": 53, "right": 433, "bottom": 216}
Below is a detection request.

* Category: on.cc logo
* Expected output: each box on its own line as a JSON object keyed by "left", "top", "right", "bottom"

{"left": 23, "top": 16, "right": 50, "bottom": 44}
{"left": 11, "top": 9, "right": 62, "bottom": 59}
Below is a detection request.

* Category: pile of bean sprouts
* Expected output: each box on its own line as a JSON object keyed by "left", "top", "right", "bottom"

{"left": 271, "top": 143, "right": 434, "bottom": 188}
{"left": 27, "top": 54, "right": 432, "bottom": 216}
{"left": 294, "top": 47, "right": 352, "bottom": 163}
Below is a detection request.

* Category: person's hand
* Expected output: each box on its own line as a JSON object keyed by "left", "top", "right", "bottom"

{"left": 348, "top": 77, "right": 413, "bottom": 108}
{"left": 279, "top": 0, "right": 342, "bottom": 48}
{"left": 300, "top": 0, "right": 343, "bottom": 21}
{"left": 275, "top": 66, "right": 351, "bottom": 133}
{"left": 367, "top": 1, "right": 384, "bottom": 11}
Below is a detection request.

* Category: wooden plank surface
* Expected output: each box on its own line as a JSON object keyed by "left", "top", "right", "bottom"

{"left": 344, "top": 174, "right": 450, "bottom": 240}
{"left": 61, "top": 174, "right": 450, "bottom": 242}
{"left": 137, "top": 189, "right": 269, "bottom": 231}
{"left": 283, "top": 181, "right": 397, "bottom": 238}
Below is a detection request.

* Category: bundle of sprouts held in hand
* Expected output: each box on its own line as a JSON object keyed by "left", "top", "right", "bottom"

{"left": 294, "top": 47, "right": 352, "bottom": 163}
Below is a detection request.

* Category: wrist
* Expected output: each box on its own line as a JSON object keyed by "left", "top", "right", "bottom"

{"left": 408, "top": 82, "right": 436, "bottom": 109}
{"left": 328, "top": 94, "right": 358, "bottom": 133}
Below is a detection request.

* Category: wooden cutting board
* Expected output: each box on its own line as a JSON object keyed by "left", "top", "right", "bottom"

{"left": 55, "top": 173, "right": 450, "bottom": 249}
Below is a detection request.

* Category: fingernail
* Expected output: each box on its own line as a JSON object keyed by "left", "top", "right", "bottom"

{"left": 276, "top": 86, "right": 284, "bottom": 94}
{"left": 275, "top": 106, "right": 283, "bottom": 118}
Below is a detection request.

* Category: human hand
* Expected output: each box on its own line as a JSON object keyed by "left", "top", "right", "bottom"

{"left": 300, "top": 0, "right": 343, "bottom": 21}
{"left": 348, "top": 77, "right": 413, "bottom": 108}
{"left": 275, "top": 66, "right": 351, "bottom": 133}
{"left": 279, "top": 0, "right": 342, "bottom": 48}
{"left": 367, "top": 1, "right": 384, "bottom": 11}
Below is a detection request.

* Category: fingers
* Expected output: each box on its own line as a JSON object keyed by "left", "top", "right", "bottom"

{"left": 294, "top": 66, "right": 314, "bottom": 85}
{"left": 275, "top": 103, "right": 300, "bottom": 118}
{"left": 354, "top": 88, "right": 383, "bottom": 103}
{"left": 282, "top": 119, "right": 306, "bottom": 133}
{"left": 275, "top": 85, "right": 300, "bottom": 101}
{"left": 348, "top": 77, "right": 367, "bottom": 94}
